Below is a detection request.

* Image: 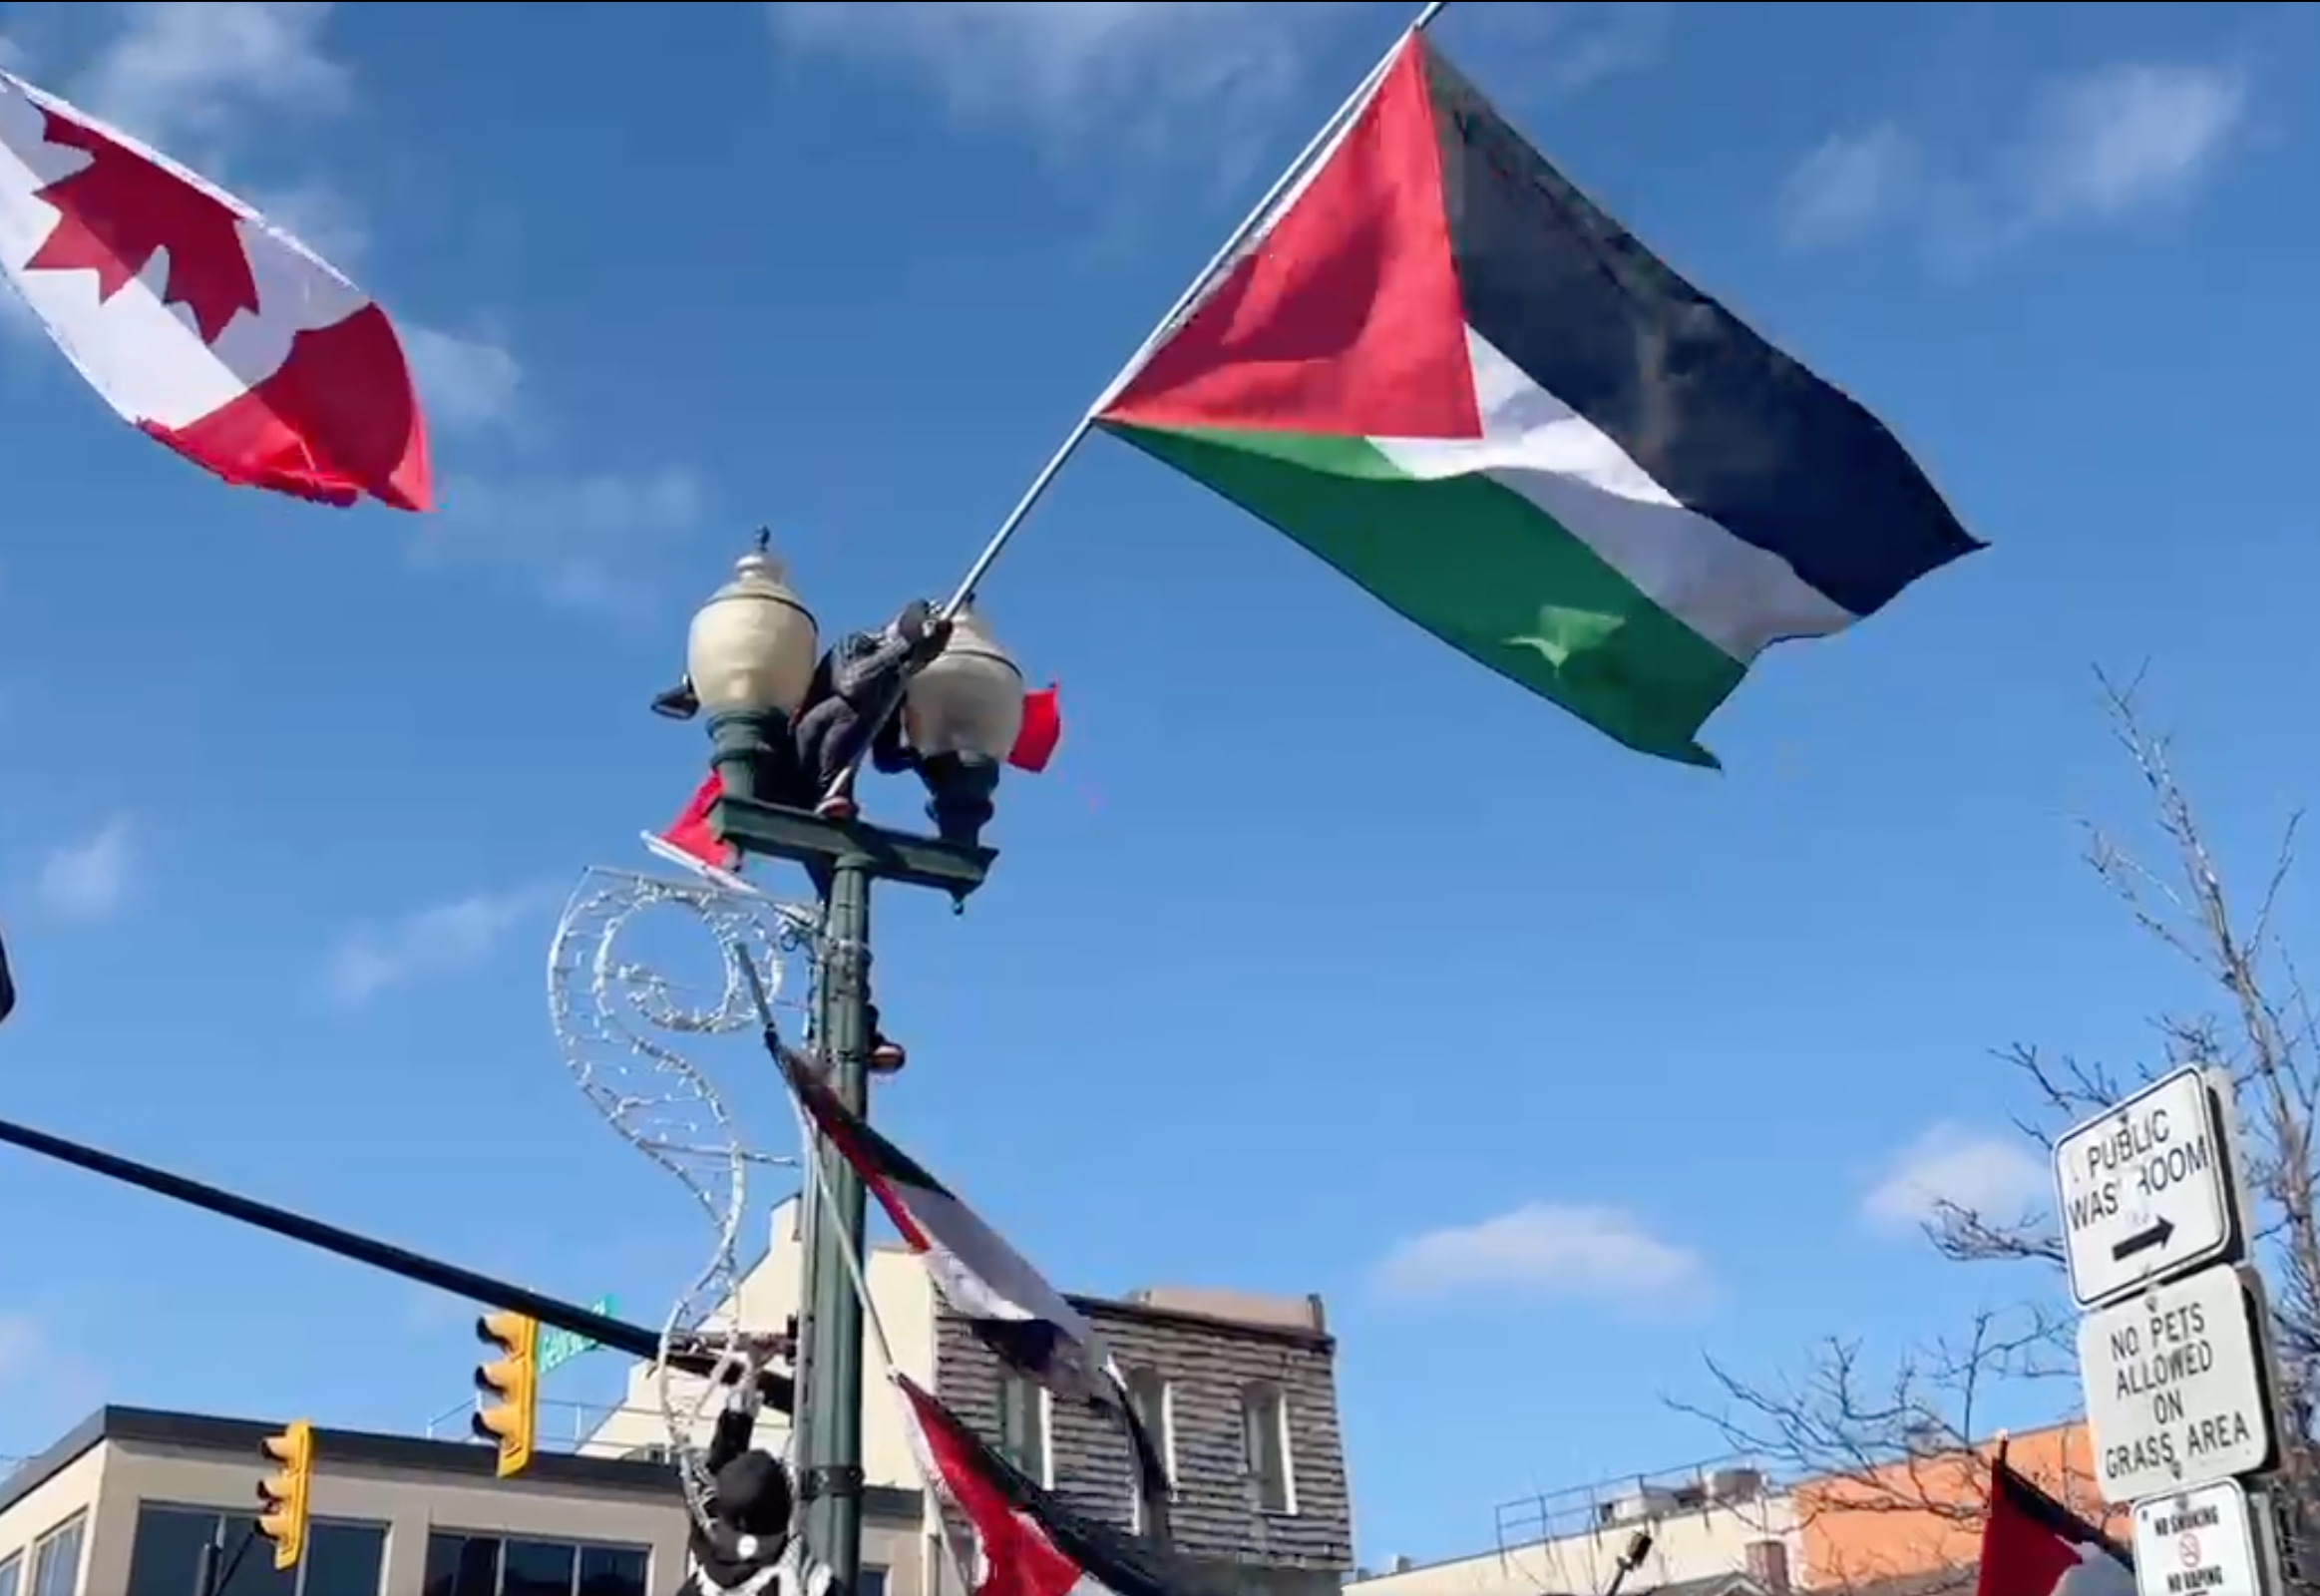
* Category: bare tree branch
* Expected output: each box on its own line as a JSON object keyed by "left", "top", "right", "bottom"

{"left": 1669, "top": 669, "right": 2320, "bottom": 1569}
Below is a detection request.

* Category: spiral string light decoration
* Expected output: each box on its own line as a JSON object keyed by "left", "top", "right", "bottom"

{"left": 546, "top": 863, "right": 821, "bottom": 1524}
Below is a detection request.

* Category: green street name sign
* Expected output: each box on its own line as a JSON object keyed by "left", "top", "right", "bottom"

{"left": 538, "top": 1297, "right": 616, "bottom": 1376}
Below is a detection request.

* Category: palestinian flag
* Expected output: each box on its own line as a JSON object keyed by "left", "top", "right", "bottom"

{"left": 0, "top": 69, "right": 431, "bottom": 510}
{"left": 1978, "top": 1458, "right": 2132, "bottom": 1596}
{"left": 779, "top": 1048, "right": 1173, "bottom": 1524}
{"left": 1095, "top": 33, "right": 1980, "bottom": 767}
{"left": 777, "top": 1046, "right": 1108, "bottom": 1395}
{"left": 896, "top": 1374, "right": 1209, "bottom": 1596}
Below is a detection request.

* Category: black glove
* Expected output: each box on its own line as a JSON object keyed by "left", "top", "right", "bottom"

{"left": 894, "top": 599, "right": 935, "bottom": 647}
{"left": 895, "top": 600, "right": 952, "bottom": 664}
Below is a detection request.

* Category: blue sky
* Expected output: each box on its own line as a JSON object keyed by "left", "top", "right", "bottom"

{"left": 0, "top": 0, "right": 2316, "bottom": 1569}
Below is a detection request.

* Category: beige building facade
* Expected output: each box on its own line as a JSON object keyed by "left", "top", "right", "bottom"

{"left": 589, "top": 1199, "right": 1355, "bottom": 1596}
{"left": 0, "top": 1199, "right": 1352, "bottom": 1596}
{"left": 1346, "top": 1462, "right": 1799, "bottom": 1596}
{"left": 580, "top": 1197, "right": 935, "bottom": 1492}
{"left": 0, "top": 1403, "right": 925, "bottom": 1596}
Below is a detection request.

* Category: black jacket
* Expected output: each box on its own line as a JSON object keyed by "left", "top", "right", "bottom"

{"left": 673, "top": 1382, "right": 830, "bottom": 1596}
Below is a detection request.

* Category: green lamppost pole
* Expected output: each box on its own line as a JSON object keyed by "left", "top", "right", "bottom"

{"left": 673, "top": 535, "right": 1024, "bottom": 1592}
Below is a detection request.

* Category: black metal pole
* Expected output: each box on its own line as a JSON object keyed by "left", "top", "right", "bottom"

{"left": 705, "top": 792, "right": 990, "bottom": 1592}
{"left": 797, "top": 852, "right": 873, "bottom": 1593}
{"left": 0, "top": 1112, "right": 793, "bottom": 1409}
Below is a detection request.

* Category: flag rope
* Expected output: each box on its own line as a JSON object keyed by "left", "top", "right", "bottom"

{"left": 820, "top": 0, "right": 1453, "bottom": 806}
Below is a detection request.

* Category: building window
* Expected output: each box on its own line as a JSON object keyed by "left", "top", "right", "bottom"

{"left": 1122, "top": 1365, "right": 1176, "bottom": 1539}
{"left": 996, "top": 1372, "right": 1049, "bottom": 1486}
{"left": 1122, "top": 1366, "right": 1176, "bottom": 1486}
{"left": 859, "top": 1570, "right": 889, "bottom": 1596}
{"left": 1240, "top": 1381, "right": 1296, "bottom": 1514}
{"left": 422, "top": 1532, "right": 650, "bottom": 1596}
{"left": 30, "top": 1515, "right": 83, "bottom": 1596}
{"left": 125, "top": 1505, "right": 389, "bottom": 1596}
{"left": 0, "top": 1553, "right": 20, "bottom": 1596}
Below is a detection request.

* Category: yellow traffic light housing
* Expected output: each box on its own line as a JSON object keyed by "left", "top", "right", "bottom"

{"left": 255, "top": 1419, "right": 314, "bottom": 1572}
{"left": 473, "top": 1310, "right": 539, "bottom": 1479}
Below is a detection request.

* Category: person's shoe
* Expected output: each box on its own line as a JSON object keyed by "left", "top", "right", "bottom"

{"left": 869, "top": 1033, "right": 907, "bottom": 1073}
{"left": 650, "top": 677, "right": 700, "bottom": 720}
{"left": 814, "top": 768, "right": 859, "bottom": 822}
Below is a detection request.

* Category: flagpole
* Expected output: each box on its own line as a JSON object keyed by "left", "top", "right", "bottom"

{"left": 937, "top": 0, "right": 1450, "bottom": 618}
{"left": 820, "top": 0, "right": 1453, "bottom": 805}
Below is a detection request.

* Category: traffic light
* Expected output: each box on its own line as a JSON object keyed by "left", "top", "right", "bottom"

{"left": 473, "top": 1310, "right": 539, "bottom": 1479}
{"left": 255, "top": 1419, "right": 313, "bottom": 1572}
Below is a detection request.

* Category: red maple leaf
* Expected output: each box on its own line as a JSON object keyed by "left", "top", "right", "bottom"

{"left": 23, "top": 109, "right": 259, "bottom": 345}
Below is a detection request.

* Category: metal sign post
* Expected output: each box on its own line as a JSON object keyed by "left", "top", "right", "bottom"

{"left": 2056, "top": 1067, "right": 2294, "bottom": 1596}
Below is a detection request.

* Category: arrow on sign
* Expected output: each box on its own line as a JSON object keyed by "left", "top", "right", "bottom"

{"left": 2113, "top": 1217, "right": 2176, "bottom": 1262}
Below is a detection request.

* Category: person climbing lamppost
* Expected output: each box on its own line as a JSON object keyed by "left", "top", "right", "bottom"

{"left": 658, "top": 531, "right": 1030, "bottom": 1595}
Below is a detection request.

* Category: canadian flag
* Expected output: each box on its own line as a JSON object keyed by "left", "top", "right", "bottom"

{"left": 0, "top": 69, "right": 431, "bottom": 511}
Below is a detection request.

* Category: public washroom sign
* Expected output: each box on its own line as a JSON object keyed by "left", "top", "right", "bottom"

{"left": 2055, "top": 1067, "right": 2243, "bottom": 1310}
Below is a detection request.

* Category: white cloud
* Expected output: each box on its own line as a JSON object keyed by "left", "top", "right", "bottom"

{"left": 36, "top": 817, "right": 135, "bottom": 922}
{"left": 0, "top": 1312, "right": 105, "bottom": 1435}
{"left": 1456, "top": 2, "right": 1672, "bottom": 99}
{"left": 1778, "top": 123, "right": 1912, "bottom": 249}
{"left": 403, "top": 351, "right": 716, "bottom": 616}
{"left": 428, "top": 465, "right": 709, "bottom": 614}
{"left": 1374, "top": 1201, "right": 1706, "bottom": 1304}
{"left": 2011, "top": 63, "right": 2247, "bottom": 227}
{"left": 768, "top": 1, "right": 1321, "bottom": 155}
{"left": 1863, "top": 1123, "right": 2048, "bottom": 1232}
{"left": 325, "top": 884, "right": 554, "bottom": 1006}
{"left": 76, "top": 1, "right": 350, "bottom": 149}
{"left": 402, "top": 323, "right": 526, "bottom": 434}
{"left": 245, "top": 179, "right": 372, "bottom": 265}
{"left": 0, "top": 1313, "right": 42, "bottom": 1383}
{"left": 1779, "top": 61, "right": 2247, "bottom": 261}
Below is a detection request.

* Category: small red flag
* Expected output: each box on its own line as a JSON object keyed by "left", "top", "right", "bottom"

{"left": 1009, "top": 684, "right": 1062, "bottom": 774}
{"left": 659, "top": 773, "right": 734, "bottom": 871}
{"left": 659, "top": 683, "right": 1058, "bottom": 859}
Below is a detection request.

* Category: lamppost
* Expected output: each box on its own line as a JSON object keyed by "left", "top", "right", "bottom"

{"left": 676, "top": 534, "right": 1023, "bottom": 1593}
